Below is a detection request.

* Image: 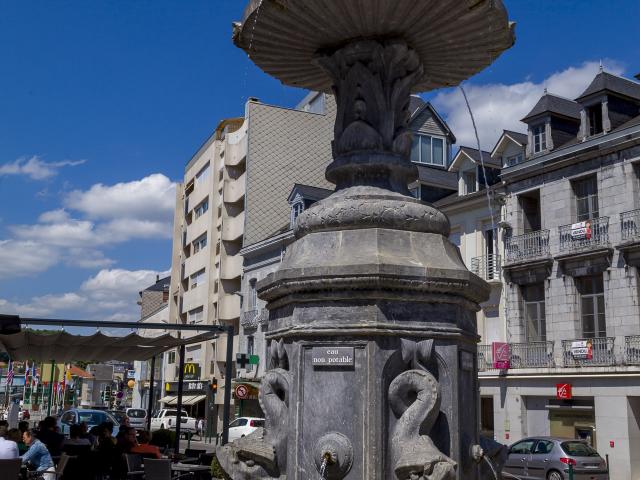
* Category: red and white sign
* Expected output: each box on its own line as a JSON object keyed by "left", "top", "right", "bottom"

{"left": 556, "top": 383, "right": 572, "bottom": 400}
{"left": 571, "top": 340, "right": 593, "bottom": 360}
{"left": 492, "top": 342, "right": 510, "bottom": 370}
{"left": 570, "top": 221, "right": 592, "bottom": 240}
{"left": 234, "top": 384, "right": 249, "bottom": 400}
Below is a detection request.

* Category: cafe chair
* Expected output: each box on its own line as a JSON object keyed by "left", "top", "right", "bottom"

{"left": 125, "top": 453, "right": 145, "bottom": 479}
{"left": 143, "top": 458, "right": 195, "bottom": 480}
{"left": 0, "top": 458, "right": 21, "bottom": 480}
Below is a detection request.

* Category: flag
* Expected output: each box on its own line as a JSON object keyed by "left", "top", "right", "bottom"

{"left": 24, "top": 362, "right": 30, "bottom": 379}
{"left": 6, "top": 360, "right": 14, "bottom": 385}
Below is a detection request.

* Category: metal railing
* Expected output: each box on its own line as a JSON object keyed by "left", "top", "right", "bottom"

{"left": 477, "top": 344, "right": 494, "bottom": 372}
{"left": 240, "top": 308, "right": 269, "bottom": 329}
{"left": 505, "top": 230, "right": 550, "bottom": 263}
{"left": 558, "top": 216, "right": 609, "bottom": 254}
{"left": 509, "top": 342, "right": 555, "bottom": 368}
{"left": 470, "top": 254, "right": 501, "bottom": 281}
{"left": 562, "top": 337, "right": 616, "bottom": 367}
{"left": 625, "top": 335, "right": 640, "bottom": 365}
{"left": 621, "top": 209, "right": 640, "bottom": 242}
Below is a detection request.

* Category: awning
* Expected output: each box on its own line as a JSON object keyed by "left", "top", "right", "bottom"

{"left": 159, "top": 394, "right": 206, "bottom": 406}
{"left": 0, "top": 330, "right": 218, "bottom": 362}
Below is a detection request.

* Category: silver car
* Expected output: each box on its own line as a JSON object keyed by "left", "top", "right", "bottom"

{"left": 503, "top": 437, "right": 609, "bottom": 480}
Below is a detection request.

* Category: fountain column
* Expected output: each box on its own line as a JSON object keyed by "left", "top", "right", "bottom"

{"left": 219, "top": 2, "right": 514, "bottom": 479}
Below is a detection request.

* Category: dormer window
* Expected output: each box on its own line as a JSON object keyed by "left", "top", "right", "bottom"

{"left": 532, "top": 124, "right": 547, "bottom": 153}
{"left": 290, "top": 198, "right": 305, "bottom": 228}
{"left": 411, "top": 134, "right": 445, "bottom": 166}
{"left": 587, "top": 104, "right": 603, "bottom": 136}
{"left": 463, "top": 171, "right": 477, "bottom": 195}
{"left": 506, "top": 153, "right": 523, "bottom": 167}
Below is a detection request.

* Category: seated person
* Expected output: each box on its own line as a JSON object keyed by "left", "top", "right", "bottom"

{"left": 22, "top": 429, "right": 55, "bottom": 480}
{"left": 6, "top": 428, "right": 27, "bottom": 455}
{"left": 0, "top": 425, "right": 19, "bottom": 459}
{"left": 130, "top": 430, "right": 161, "bottom": 459}
{"left": 64, "top": 424, "right": 91, "bottom": 447}
{"left": 36, "top": 416, "right": 64, "bottom": 456}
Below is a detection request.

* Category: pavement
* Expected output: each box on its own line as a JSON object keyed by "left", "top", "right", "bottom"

{"left": 179, "top": 437, "right": 219, "bottom": 453}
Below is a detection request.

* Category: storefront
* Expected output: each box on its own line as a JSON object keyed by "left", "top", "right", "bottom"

{"left": 160, "top": 380, "right": 209, "bottom": 419}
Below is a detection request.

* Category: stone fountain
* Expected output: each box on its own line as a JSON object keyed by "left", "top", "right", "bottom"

{"left": 218, "top": 2, "right": 514, "bottom": 479}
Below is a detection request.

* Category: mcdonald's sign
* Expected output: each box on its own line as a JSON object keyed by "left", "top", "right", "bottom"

{"left": 183, "top": 363, "right": 201, "bottom": 380}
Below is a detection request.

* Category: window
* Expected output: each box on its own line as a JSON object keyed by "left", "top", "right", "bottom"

{"left": 168, "top": 351, "right": 176, "bottom": 364}
{"left": 194, "top": 198, "right": 209, "bottom": 219}
{"left": 463, "top": 171, "right": 477, "bottom": 195}
{"left": 186, "top": 345, "right": 202, "bottom": 362}
{"left": 573, "top": 176, "right": 599, "bottom": 222}
{"left": 522, "top": 283, "right": 546, "bottom": 342}
{"left": 190, "top": 269, "right": 206, "bottom": 289}
{"left": 195, "top": 163, "right": 210, "bottom": 186}
{"left": 247, "top": 282, "right": 257, "bottom": 311}
{"left": 533, "top": 440, "right": 554, "bottom": 455}
{"left": 290, "top": 200, "right": 304, "bottom": 227}
{"left": 188, "top": 306, "right": 204, "bottom": 324}
{"left": 587, "top": 105, "right": 603, "bottom": 136}
{"left": 193, "top": 234, "right": 207, "bottom": 253}
{"left": 246, "top": 336, "right": 255, "bottom": 372}
{"left": 506, "top": 153, "right": 523, "bottom": 167}
{"left": 578, "top": 275, "right": 605, "bottom": 338}
{"left": 509, "top": 440, "right": 536, "bottom": 455}
{"left": 532, "top": 124, "right": 547, "bottom": 154}
{"left": 411, "top": 134, "right": 446, "bottom": 166}
{"left": 229, "top": 418, "right": 248, "bottom": 428}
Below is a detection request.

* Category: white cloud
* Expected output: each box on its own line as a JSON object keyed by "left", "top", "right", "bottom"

{"left": 0, "top": 156, "right": 85, "bottom": 180}
{"left": 0, "top": 240, "right": 59, "bottom": 280}
{"left": 96, "top": 218, "right": 172, "bottom": 243}
{"left": 65, "top": 174, "right": 176, "bottom": 221}
{"left": 432, "top": 60, "right": 626, "bottom": 150}
{"left": 10, "top": 218, "right": 96, "bottom": 247}
{"left": 38, "top": 209, "right": 71, "bottom": 223}
{"left": 64, "top": 248, "right": 116, "bottom": 269}
{"left": 0, "top": 267, "right": 169, "bottom": 322}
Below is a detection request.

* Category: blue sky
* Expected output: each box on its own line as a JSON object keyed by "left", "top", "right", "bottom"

{"left": 0, "top": 0, "right": 638, "bottom": 322}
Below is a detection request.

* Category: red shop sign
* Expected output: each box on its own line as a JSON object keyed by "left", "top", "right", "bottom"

{"left": 556, "top": 383, "right": 572, "bottom": 400}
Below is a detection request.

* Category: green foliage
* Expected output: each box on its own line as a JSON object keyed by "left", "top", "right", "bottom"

{"left": 210, "top": 454, "right": 231, "bottom": 479}
{"left": 150, "top": 428, "right": 176, "bottom": 448}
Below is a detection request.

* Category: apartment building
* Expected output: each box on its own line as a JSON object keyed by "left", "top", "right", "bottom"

{"left": 167, "top": 92, "right": 335, "bottom": 431}
{"left": 478, "top": 70, "right": 640, "bottom": 480}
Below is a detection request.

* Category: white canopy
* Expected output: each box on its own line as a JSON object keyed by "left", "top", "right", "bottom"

{"left": 0, "top": 330, "right": 217, "bottom": 362}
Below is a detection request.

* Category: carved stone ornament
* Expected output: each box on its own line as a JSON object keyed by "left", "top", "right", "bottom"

{"left": 217, "top": 341, "right": 292, "bottom": 479}
{"left": 314, "top": 39, "right": 423, "bottom": 192}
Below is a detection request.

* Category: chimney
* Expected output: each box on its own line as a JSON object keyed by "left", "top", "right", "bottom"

{"left": 156, "top": 274, "right": 160, "bottom": 282}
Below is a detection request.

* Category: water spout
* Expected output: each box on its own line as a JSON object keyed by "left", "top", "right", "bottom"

{"left": 482, "top": 455, "right": 500, "bottom": 480}
{"left": 319, "top": 453, "right": 330, "bottom": 479}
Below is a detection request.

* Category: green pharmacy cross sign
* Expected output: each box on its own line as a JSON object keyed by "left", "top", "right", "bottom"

{"left": 236, "top": 354, "right": 259, "bottom": 369}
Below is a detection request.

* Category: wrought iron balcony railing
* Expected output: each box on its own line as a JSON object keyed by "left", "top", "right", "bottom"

{"left": 240, "top": 308, "right": 269, "bottom": 329}
{"left": 509, "top": 342, "right": 555, "bottom": 368}
{"left": 470, "top": 254, "right": 501, "bottom": 281}
{"left": 625, "top": 335, "right": 640, "bottom": 365}
{"left": 562, "top": 337, "right": 615, "bottom": 367}
{"left": 558, "top": 216, "right": 609, "bottom": 254}
{"left": 621, "top": 209, "right": 640, "bottom": 243}
{"left": 505, "top": 230, "right": 550, "bottom": 263}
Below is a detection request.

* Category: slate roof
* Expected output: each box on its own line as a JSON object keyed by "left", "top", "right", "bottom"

{"left": 415, "top": 164, "right": 458, "bottom": 190}
{"left": 287, "top": 184, "right": 333, "bottom": 203}
{"left": 504, "top": 130, "right": 528, "bottom": 145}
{"left": 244, "top": 97, "right": 335, "bottom": 247}
{"left": 458, "top": 146, "right": 500, "bottom": 167}
{"left": 576, "top": 71, "right": 640, "bottom": 102}
{"left": 521, "top": 93, "right": 581, "bottom": 123}
{"left": 142, "top": 276, "right": 171, "bottom": 293}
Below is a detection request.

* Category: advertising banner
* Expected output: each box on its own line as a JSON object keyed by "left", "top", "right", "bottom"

{"left": 492, "top": 342, "right": 510, "bottom": 370}
{"left": 570, "top": 340, "right": 593, "bottom": 360}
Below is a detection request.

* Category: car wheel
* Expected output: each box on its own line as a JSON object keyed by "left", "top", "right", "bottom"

{"left": 547, "top": 470, "right": 564, "bottom": 480}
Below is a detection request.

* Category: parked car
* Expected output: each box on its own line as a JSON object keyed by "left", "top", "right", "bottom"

{"left": 58, "top": 408, "right": 121, "bottom": 437}
{"left": 228, "top": 417, "right": 265, "bottom": 442}
{"left": 503, "top": 437, "right": 609, "bottom": 480}
{"left": 150, "top": 409, "right": 197, "bottom": 433}
{"left": 126, "top": 408, "right": 147, "bottom": 429}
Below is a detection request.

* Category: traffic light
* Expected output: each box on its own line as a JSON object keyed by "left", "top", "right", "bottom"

{"left": 211, "top": 378, "right": 218, "bottom": 394}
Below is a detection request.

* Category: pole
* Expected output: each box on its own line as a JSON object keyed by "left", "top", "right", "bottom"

{"left": 46, "top": 361, "right": 54, "bottom": 417}
{"left": 174, "top": 344, "right": 186, "bottom": 455}
{"left": 147, "top": 355, "right": 156, "bottom": 432}
{"left": 568, "top": 463, "right": 575, "bottom": 480}
{"left": 221, "top": 325, "right": 234, "bottom": 445}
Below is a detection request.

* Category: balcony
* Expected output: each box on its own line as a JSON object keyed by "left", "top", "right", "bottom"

{"left": 558, "top": 216, "right": 609, "bottom": 255}
{"left": 621, "top": 209, "right": 640, "bottom": 242}
{"left": 477, "top": 342, "right": 554, "bottom": 372}
{"left": 561, "top": 337, "right": 616, "bottom": 367}
{"left": 222, "top": 212, "right": 244, "bottom": 242}
{"left": 470, "top": 254, "right": 501, "bottom": 281}
{"left": 223, "top": 172, "right": 246, "bottom": 204}
{"left": 505, "top": 230, "right": 550, "bottom": 264}
{"left": 625, "top": 336, "right": 640, "bottom": 365}
{"left": 240, "top": 309, "right": 269, "bottom": 329}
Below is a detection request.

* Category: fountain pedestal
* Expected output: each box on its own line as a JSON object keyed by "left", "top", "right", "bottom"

{"left": 218, "top": 2, "right": 514, "bottom": 479}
